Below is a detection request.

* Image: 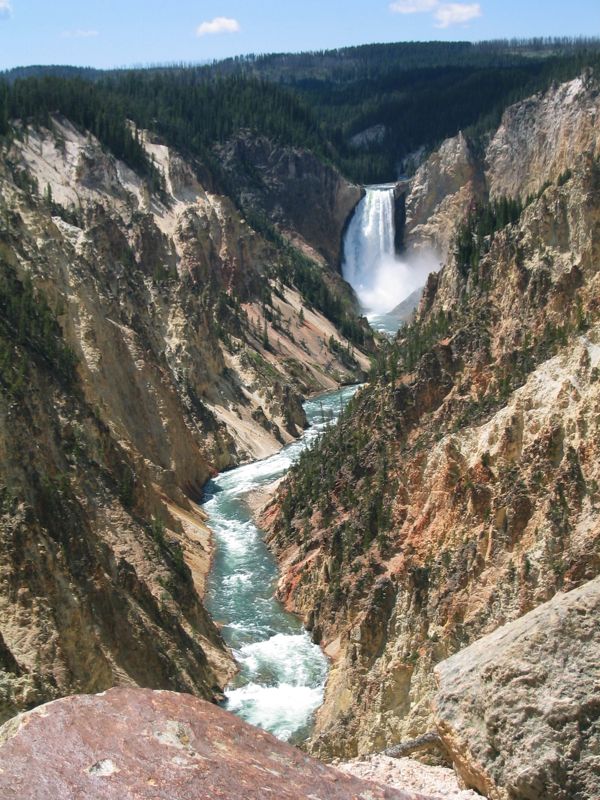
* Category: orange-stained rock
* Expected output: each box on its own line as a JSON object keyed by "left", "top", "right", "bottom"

{"left": 0, "top": 687, "right": 434, "bottom": 800}
{"left": 262, "top": 73, "right": 600, "bottom": 761}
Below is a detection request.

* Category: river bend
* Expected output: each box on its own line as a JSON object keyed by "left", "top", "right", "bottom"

{"left": 204, "top": 385, "right": 358, "bottom": 742}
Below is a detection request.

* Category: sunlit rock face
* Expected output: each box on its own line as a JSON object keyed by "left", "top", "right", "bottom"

{"left": 404, "top": 72, "right": 600, "bottom": 261}
{"left": 404, "top": 131, "right": 483, "bottom": 260}
{"left": 263, "top": 73, "right": 600, "bottom": 763}
{"left": 434, "top": 577, "right": 600, "bottom": 800}
{"left": 0, "top": 688, "right": 430, "bottom": 800}
{"left": 0, "top": 117, "right": 371, "bottom": 723}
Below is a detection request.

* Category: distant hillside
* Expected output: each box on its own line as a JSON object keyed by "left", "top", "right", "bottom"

{"left": 3, "top": 38, "right": 600, "bottom": 182}
{"left": 1, "top": 65, "right": 104, "bottom": 82}
{"left": 245, "top": 39, "right": 600, "bottom": 181}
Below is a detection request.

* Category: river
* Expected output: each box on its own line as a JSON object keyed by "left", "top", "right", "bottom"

{"left": 203, "top": 384, "right": 359, "bottom": 743}
{"left": 202, "top": 181, "right": 423, "bottom": 742}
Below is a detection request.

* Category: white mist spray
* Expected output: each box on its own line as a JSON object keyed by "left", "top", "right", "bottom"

{"left": 343, "top": 185, "right": 437, "bottom": 321}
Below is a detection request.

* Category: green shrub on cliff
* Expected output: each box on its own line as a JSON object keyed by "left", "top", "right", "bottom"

{"left": 0, "top": 262, "right": 77, "bottom": 396}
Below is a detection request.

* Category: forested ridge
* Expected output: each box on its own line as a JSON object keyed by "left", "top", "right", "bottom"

{"left": 1, "top": 38, "right": 600, "bottom": 184}
{"left": 286, "top": 40, "right": 600, "bottom": 180}
{"left": 0, "top": 75, "right": 330, "bottom": 191}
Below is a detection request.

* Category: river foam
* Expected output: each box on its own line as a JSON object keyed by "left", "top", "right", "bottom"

{"left": 204, "top": 385, "right": 359, "bottom": 742}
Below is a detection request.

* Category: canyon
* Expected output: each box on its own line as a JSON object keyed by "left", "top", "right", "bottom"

{"left": 0, "top": 114, "right": 370, "bottom": 725}
{"left": 0, "top": 55, "right": 599, "bottom": 800}
{"left": 262, "top": 72, "right": 600, "bottom": 796}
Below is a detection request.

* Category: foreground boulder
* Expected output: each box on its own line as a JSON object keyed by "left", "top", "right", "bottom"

{"left": 0, "top": 687, "right": 431, "bottom": 800}
{"left": 434, "top": 577, "right": 600, "bottom": 800}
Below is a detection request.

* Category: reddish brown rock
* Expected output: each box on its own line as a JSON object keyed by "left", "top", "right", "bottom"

{"left": 0, "top": 688, "right": 434, "bottom": 800}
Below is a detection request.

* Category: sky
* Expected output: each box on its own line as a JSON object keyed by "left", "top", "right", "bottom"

{"left": 0, "top": 0, "right": 599, "bottom": 71}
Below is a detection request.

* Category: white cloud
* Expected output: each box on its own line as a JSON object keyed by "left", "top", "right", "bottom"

{"left": 434, "top": 3, "right": 482, "bottom": 27}
{"left": 389, "top": 0, "right": 438, "bottom": 14}
{"left": 390, "top": 0, "right": 482, "bottom": 27}
{"left": 196, "top": 16, "right": 240, "bottom": 37}
{"left": 0, "top": 0, "right": 12, "bottom": 19}
{"left": 61, "top": 29, "right": 99, "bottom": 38}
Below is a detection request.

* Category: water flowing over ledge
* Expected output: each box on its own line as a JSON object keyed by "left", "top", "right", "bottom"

{"left": 203, "top": 385, "right": 359, "bottom": 743}
{"left": 342, "top": 184, "right": 398, "bottom": 315}
{"left": 342, "top": 183, "right": 435, "bottom": 334}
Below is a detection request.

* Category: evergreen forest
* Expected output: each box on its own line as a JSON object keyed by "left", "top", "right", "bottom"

{"left": 1, "top": 38, "right": 600, "bottom": 184}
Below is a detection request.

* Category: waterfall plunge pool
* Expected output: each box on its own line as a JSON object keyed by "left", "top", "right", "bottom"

{"left": 203, "top": 384, "right": 359, "bottom": 744}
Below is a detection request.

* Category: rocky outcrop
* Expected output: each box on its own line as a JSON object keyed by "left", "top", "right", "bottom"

{"left": 0, "top": 117, "right": 371, "bottom": 721}
{"left": 349, "top": 125, "right": 388, "bottom": 150}
{"left": 339, "top": 755, "right": 481, "bottom": 800}
{"left": 263, "top": 75, "right": 600, "bottom": 763}
{"left": 0, "top": 300, "right": 233, "bottom": 724}
{"left": 217, "top": 133, "right": 363, "bottom": 266}
{"left": 434, "top": 577, "right": 600, "bottom": 800}
{"left": 404, "top": 132, "right": 483, "bottom": 258}
{"left": 404, "top": 71, "right": 600, "bottom": 259}
{"left": 0, "top": 687, "right": 431, "bottom": 800}
{"left": 486, "top": 72, "right": 600, "bottom": 201}
{"left": 385, "top": 287, "right": 424, "bottom": 327}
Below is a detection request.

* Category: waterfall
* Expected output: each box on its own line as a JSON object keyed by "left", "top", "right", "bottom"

{"left": 342, "top": 185, "right": 396, "bottom": 306}
{"left": 342, "top": 185, "right": 397, "bottom": 315}
{"left": 342, "top": 184, "right": 435, "bottom": 327}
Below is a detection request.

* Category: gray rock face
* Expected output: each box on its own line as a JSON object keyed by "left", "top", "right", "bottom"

{"left": 217, "top": 133, "right": 363, "bottom": 267}
{"left": 433, "top": 577, "right": 600, "bottom": 800}
{"left": 0, "top": 688, "right": 433, "bottom": 800}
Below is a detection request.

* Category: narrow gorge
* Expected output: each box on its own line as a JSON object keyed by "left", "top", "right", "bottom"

{"left": 201, "top": 176, "right": 431, "bottom": 744}
{"left": 204, "top": 385, "right": 358, "bottom": 742}
{"left": 262, "top": 72, "right": 600, "bottom": 797}
{"left": 1, "top": 40, "right": 599, "bottom": 800}
{"left": 0, "top": 110, "right": 372, "bottom": 727}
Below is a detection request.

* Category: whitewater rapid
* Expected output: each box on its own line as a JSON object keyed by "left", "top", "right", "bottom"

{"left": 204, "top": 385, "right": 358, "bottom": 743}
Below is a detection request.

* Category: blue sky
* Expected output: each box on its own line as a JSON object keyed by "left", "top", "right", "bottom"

{"left": 0, "top": 0, "right": 599, "bottom": 70}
